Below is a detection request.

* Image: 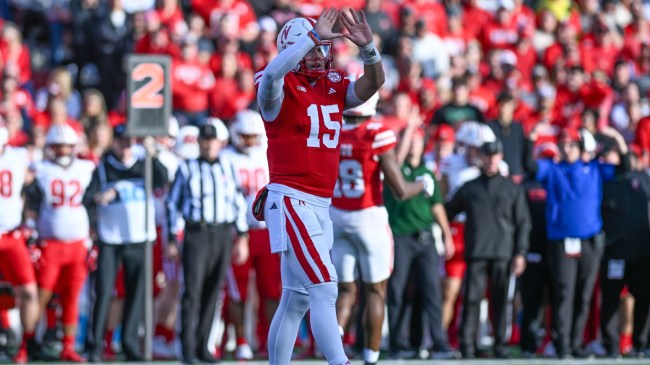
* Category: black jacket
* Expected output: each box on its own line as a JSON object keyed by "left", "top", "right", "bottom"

{"left": 83, "top": 151, "right": 168, "bottom": 230}
{"left": 601, "top": 171, "right": 650, "bottom": 261}
{"left": 446, "top": 173, "right": 531, "bottom": 261}
{"left": 521, "top": 179, "right": 548, "bottom": 255}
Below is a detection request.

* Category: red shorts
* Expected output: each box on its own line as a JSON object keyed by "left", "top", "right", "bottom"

{"left": 445, "top": 221, "right": 466, "bottom": 279}
{"left": 226, "top": 229, "right": 281, "bottom": 303}
{"left": 114, "top": 227, "right": 165, "bottom": 298}
{"left": 37, "top": 239, "right": 87, "bottom": 292}
{"left": 0, "top": 230, "right": 36, "bottom": 286}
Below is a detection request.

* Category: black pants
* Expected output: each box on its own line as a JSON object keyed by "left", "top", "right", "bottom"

{"left": 89, "top": 243, "right": 145, "bottom": 358}
{"left": 181, "top": 224, "right": 232, "bottom": 360}
{"left": 387, "top": 232, "right": 447, "bottom": 352}
{"left": 547, "top": 235, "right": 603, "bottom": 356}
{"left": 519, "top": 256, "right": 552, "bottom": 353}
{"left": 459, "top": 259, "right": 510, "bottom": 355}
{"left": 600, "top": 258, "right": 650, "bottom": 354}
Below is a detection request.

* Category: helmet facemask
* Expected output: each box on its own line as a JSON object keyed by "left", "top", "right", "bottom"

{"left": 298, "top": 42, "right": 333, "bottom": 79}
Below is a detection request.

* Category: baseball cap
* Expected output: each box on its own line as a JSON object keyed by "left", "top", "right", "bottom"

{"left": 198, "top": 124, "right": 218, "bottom": 139}
{"left": 433, "top": 124, "right": 455, "bottom": 143}
{"left": 481, "top": 140, "right": 504, "bottom": 155}
{"left": 113, "top": 124, "right": 129, "bottom": 138}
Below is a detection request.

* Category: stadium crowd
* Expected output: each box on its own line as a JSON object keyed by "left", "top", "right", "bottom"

{"left": 0, "top": 0, "right": 650, "bottom": 362}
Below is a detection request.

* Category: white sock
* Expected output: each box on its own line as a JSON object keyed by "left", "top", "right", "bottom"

{"left": 338, "top": 325, "right": 344, "bottom": 338}
{"left": 307, "top": 284, "right": 349, "bottom": 365}
{"left": 268, "top": 289, "right": 310, "bottom": 365}
{"left": 363, "top": 348, "right": 380, "bottom": 363}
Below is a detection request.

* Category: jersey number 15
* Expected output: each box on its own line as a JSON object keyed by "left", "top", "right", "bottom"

{"left": 306, "top": 104, "right": 340, "bottom": 149}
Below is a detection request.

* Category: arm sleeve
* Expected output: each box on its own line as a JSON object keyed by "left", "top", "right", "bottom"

{"left": 166, "top": 166, "right": 186, "bottom": 239}
{"left": 445, "top": 184, "right": 465, "bottom": 220}
{"left": 344, "top": 80, "right": 364, "bottom": 110}
{"left": 25, "top": 180, "right": 44, "bottom": 212}
{"left": 523, "top": 138, "right": 538, "bottom": 177}
{"left": 512, "top": 184, "right": 531, "bottom": 255}
{"left": 430, "top": 173, "right": 444, "bottom": 206}
{"left": 256, "top": 35, "right": 317, "bottom": 122}
{"left": 82, "top": 167, "right": 100, "bottom": 231}
{"left": 82, "top": 167, "right": 100, "bottom": 209}
{"left": 535, "top": 158, "right": 552, "bottom": 183}
{"left": 151, "top": 157, "right": 169, "bottom": 189}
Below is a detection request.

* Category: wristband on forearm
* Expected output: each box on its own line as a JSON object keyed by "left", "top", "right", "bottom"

{"left": 360, "top": 41, "right": 381, "bottom": 65}
{"left": 308, "top": 29, "right": 321, "bottom": 44}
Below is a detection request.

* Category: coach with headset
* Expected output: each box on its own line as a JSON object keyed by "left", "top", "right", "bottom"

{"left": 526, "top": 126, "right": 629, "bottom": 359}
{"left": 166, "top": 122, "right": 249, "bottom": 364}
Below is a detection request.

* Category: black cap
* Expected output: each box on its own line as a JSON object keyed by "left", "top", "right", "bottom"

{"left": 481, "top": 140, "right": 504, "bottom": 155}
{"left": 113, "top": 124, "right": 128, "bottom": 138}
{"left": 198, "top": 124, "right": 218, "bottom": 139}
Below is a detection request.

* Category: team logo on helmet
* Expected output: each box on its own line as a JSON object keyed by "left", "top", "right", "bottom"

{"left": 327, "top": 71, "right": 341, "bottom": 83}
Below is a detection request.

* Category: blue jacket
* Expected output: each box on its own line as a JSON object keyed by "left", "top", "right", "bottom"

{"left": 536, "top": 159, "right": 615, "bottom": 241}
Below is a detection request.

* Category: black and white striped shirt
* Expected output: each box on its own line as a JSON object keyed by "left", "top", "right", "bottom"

{"left": 166, "top": 155, "right": 248, "bottom": 236}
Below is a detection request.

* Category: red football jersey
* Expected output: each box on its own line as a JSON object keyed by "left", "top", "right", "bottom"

{"left": 255, "top": 67, "right": 351, "bottom": 198}
{"left": 331, "top": 121, "right": 397, "bottom": 210}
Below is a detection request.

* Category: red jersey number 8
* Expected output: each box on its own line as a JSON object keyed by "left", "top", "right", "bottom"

{"left": 333, "top": 160, "right": 364, "bottom": 199}
{"left": 306, "top": 104, "right": 340, "bottom": 148}
{"left": 0, "top": 170, "right": 12, "bottom": 198}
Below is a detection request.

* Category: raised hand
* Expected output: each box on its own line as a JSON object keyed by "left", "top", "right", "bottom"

{"left": 313, "top": 7, "right": 344, "bottom": 41}
{"left": 339, "top": 8, "right": 373, "bottom": 47}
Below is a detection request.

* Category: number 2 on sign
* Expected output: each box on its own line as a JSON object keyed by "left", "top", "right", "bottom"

{"left": 131, "top": 63, "right": 164, "bottom": 109}
{"left": 306, "top": 104, "right": 340, "bottom": 148}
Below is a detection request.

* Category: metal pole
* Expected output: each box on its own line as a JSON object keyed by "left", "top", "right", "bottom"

{"left": 144, "top": 152, "right": 153, "bottom": 361}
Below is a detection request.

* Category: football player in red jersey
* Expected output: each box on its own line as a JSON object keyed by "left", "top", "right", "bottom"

{"left": 331, "top": 91, "right": 433, "bottom": 364}
{"left": 25, "top": 125, "right": 95, "bottom": 362}
{"left": 0, "top": 126, "right": 54, "bottom": 363}
{"left": 253, "top": 7, "right": 385, "bottom": 365}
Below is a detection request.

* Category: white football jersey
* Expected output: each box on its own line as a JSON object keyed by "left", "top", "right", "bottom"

{"left": 34, "top": 159, "right": 95, "bottom": 241}
{"left": 221, "top": 145, "right": 269, "bottom": 230}
{"left": 0, "top": 147, "right": 29, "bottom": 232}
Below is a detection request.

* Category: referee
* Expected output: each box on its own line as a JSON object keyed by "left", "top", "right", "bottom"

{"left": 166, "top": 123, "right": 249, "bottom": 364}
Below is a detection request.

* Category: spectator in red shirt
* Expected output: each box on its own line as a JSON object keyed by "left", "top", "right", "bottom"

{"left": 0, "top": 22, "right": 32, "bottom": 91}
{"left": 209, "top": 35, "right": 252, "bottom": 78}
{"left": 4, "top": 110, "right": 29, "bottom": 147}
{"left": 172, "top": 36, "right": 216, "bottom": 126}
{"left": 481, "top": 0, "right": 519, "bottom": 53}
{"left": 34, "top": 98, "right": 84, "bottom": 134}
{"left": 580, "top": 16, "right": 622, "bottom": 75}
{"left": 0, "top": 73, "right": 35, "bottom": 125}
{"left": 402, "top": 0, "right": 448, "bottom": 36}
{"left": 621, "top": 5, "right": 649, "bottom": 62}
{"left": 554, "top": 65, "right": 590, "bottom": 128}
{"left": 543, "top": 21, "right": 578, "bottom": 71}
{"left": 197, "top": 0, "right": 259, "bottom": 43}
{"left": 156, "top": 0, "right": 185, "bottom": 30}
{"left": 209, "top": 67, "right": 255, "bottom": 121}
{"left": 136, "top": 26, "right": 181, "bottom": 58}
{"left": 461, "top": 0, "right": 493, "bottom": 40}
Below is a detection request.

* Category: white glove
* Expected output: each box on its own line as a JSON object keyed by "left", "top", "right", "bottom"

{"left": 416, "top": 174, "right": 435, "bottom": 198}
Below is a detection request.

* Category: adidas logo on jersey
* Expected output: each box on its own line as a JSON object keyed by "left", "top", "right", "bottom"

{"left": 270, "top": 203, "right": 278, "bottom": 210}
{"left": 328, "top": 88, "right": 336, "bottom": 94}
{"left": 297, "top": 85, "right": 306, "bottom": 92}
